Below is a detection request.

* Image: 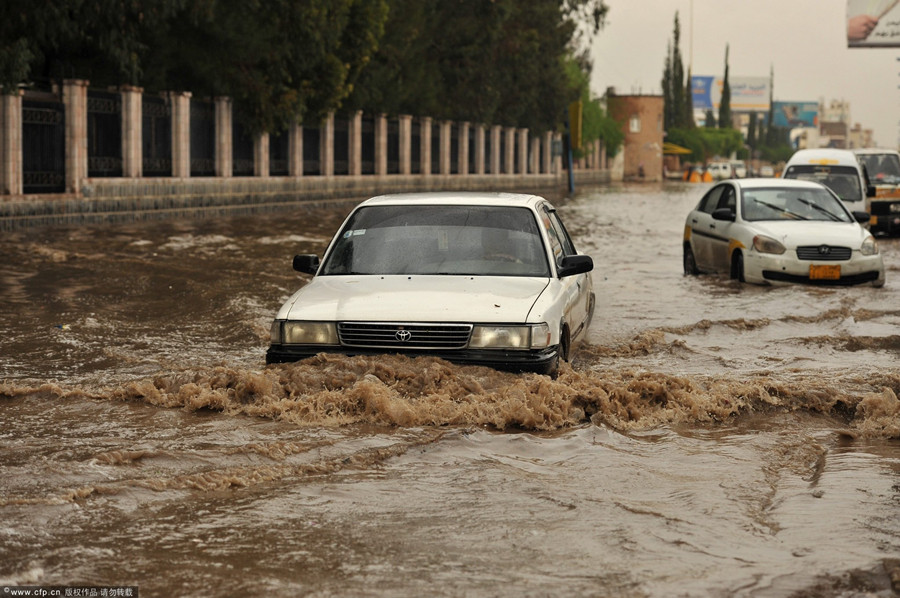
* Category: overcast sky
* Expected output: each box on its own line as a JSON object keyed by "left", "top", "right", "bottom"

{"left": 589, "top": 0, "right": 899, "bottom": 147}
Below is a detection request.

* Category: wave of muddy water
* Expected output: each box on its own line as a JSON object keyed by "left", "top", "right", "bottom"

{"left": 2, "top": 184, "right": 899, "bottom": 597}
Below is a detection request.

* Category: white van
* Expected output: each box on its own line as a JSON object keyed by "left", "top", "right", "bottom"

{"left": 853, "top": 148, "right": 900, "bottom": 235}
{"left": 782, "top": 149, "right": 875, "bottom": 215}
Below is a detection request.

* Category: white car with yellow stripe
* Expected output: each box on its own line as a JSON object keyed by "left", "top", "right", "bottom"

{"left": 683, "top": 178, "right": 885, "bottom": 287}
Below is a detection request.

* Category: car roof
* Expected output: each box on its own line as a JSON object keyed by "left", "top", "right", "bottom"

{"left": 853, "top": 148, "right": 900, "bottom": 156}
{"left": 356, "top": 191, "right": 548, "bottom": 209}
{"left": 785, "top": 148, "right": 860, "bottom": 167}
{"left": 731, "top": 178, "right": 831, "bottom": 191}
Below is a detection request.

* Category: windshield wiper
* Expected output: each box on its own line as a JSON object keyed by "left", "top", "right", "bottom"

{"left": 752, "top": 199, "right": 807, "bottom": 220}
{"left": 792, "top": 197, "right": 842, "bottom": 221}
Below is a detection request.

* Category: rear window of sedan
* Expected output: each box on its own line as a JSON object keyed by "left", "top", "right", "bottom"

{"left": 320, "top": 205, "right": 551, "bottom": 277}
{"left": 740, "top": 187, "right": 853, "bottom": 222}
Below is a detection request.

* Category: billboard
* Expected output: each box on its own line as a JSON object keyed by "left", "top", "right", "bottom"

{"left": 772, "top": 102, "right": 819, "bottom": 128}
{"left": 691, "top": 76, "right": 770, "bottom": 113}
{"left": 848, "top": 0, "right": 900, "bottom": 47}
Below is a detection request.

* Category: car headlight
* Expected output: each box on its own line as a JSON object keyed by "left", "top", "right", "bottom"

{"left": 273, "top": 321, "right": 339, "bottom": 345}
{"left": 469, "top": 323, "right": 551, "bottom": 350}
{"left": 860, "top": 235, "right": 879, "bottom": 256}
{"left": 752, "top": 235, "right": 786, "bottom": 255}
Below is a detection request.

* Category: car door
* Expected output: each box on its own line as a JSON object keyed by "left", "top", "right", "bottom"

{"left": 540, "top": 205, "right": 591, "bottom": 342}
{"left": 708, "top": 183, "right": 737, "bottom": 271}
{"left": 688, "top": 184, "right": 724, "bottom": 270}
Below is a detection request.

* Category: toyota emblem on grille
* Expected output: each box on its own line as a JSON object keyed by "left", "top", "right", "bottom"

{"left": 395, "top": 329, "right": 412, "bottom": 342}
{"left": 818, "top": 245, "right": 831, "bottom": 255}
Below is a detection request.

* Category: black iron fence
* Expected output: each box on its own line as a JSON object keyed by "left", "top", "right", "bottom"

{"left": 190, "top": 99, "right": 215, "bottom": 176}
{"left": 142, "top": 95, "right": 171, "bottom": 177}
{"left": 233, "top": 119, "right": 254, "bottom": 177}
{"left": 87, "top": 91, "right": 122, "bottom": 178}
{"left": 22, "top": 95, "right": 65, "bottom": 194}
{"left": 12, "top": 85, "right": 563, "bottom": 194}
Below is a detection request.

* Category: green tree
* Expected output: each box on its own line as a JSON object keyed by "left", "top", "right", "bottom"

{"left": 661, "top": 12, "right": 687, "bottom": 130}
{"left": 718, "top": 44, "right": 731, "bottom": 129}
{"left": 347, "top": 0, "right": 608, "bottom": 134}
{"left": 683, "top": 67, "right": 695, "bottom": 128}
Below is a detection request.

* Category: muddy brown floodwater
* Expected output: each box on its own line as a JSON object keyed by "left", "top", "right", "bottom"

{"left": 1, "top": 183, "right": 899, "bottom": 597}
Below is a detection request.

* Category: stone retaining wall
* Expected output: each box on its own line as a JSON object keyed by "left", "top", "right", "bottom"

{"left": 0, "top": 170, "right": 610, "bottom": 230}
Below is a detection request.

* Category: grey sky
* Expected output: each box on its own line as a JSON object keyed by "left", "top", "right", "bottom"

{"left": 590, "top": 0, "right": 899, "bottom": 147}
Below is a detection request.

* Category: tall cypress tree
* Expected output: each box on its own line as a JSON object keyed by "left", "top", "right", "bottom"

{"left": 718, "top": 44, "right": 731, "bottom": 129}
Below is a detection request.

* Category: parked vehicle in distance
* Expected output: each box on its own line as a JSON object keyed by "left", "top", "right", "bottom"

{"left": 707, "top": 161, "right": 734, "bottom": 180}
{"left": 853, "top": 148, "right": 900, "bottom": 235}
{"left": 758, "top": 164, "right": 775, "bottom": 177}
{"left": 683, "top": 178, "right": 884, "bottom": 287}
{"left": 730, "top": 160, "right": 747, "bottom": 178}
{"left": 267, "top": 192, "right": 596, "bottom": 376}
{"left": 782, "top": 149, "right": 875, "bottom": 215}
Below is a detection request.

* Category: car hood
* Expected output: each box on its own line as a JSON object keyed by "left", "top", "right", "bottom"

{"left": 276, "top": 275, "right": 551, "bottom": 322}
{"left": 747, "top": 221, "right": 868, "bottom": 249}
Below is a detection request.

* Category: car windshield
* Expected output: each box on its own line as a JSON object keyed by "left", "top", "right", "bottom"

{"left": 740, "top": 187, "right": 853, "bottom": 222}
{"left": 782, "top": 165, "right": 861, "bottom": 201}
{"left": 320, "top": 205, "right": 551, "bottom": 277}
{"left": 857, "top": 153, "right": 900, "bottom": 185}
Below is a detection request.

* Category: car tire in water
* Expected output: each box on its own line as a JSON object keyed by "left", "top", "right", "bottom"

{"left": 683, "top": 245, "right": 699, "bottom": 275}
{"left": 731, "top": 251, "right": 745, "bottom": 282}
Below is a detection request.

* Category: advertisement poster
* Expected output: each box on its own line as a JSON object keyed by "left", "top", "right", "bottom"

{"left": 772, "top": 102, "right": 819, "bottom": 128}
{"left": 690, "top": 76, "right": 770, "bottom": 113}
{"left": 848, "top": 0, "right": 900, "bottom": 47}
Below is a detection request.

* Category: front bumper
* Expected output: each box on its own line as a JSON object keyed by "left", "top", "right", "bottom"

{"left": 266, "top": 345, "right": 561, "bottom": 375}
{"left": 743, "top": 251, "right": 885, "bottom": 286}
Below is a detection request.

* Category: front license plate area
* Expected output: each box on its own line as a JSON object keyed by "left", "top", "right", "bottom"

{"left": 810, "top": 264, "right": 841, "bottom": 280}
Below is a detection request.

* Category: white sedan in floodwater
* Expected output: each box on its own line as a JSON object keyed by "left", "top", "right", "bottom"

{"left": 683, "top": 178, "right": 885, "bottom": 287}
{"left": 267, "top": 192, "right": 596, "bottom": 375}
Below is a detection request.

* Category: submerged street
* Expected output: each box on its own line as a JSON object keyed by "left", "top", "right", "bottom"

{"left": 1, "top": 183, "right": 899, "bottom": 597}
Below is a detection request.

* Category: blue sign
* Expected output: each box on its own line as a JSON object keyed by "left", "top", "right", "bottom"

{"left": 691, "top": 76, "right": 715, "bottom": 111}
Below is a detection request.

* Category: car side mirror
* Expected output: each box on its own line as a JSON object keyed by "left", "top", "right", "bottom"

{"left": 852, "top": 211, "right": 871, "bottom": 224}
{"left": 867, "top": 185, "right": 877, "bottom": 198}
{"left": 712, "top": 208, "right": 736, "bottom": 222}
{"left": 558, "top": 255, "right": 593, "bottom": 278}
{"left": 292, "top": 254, "right": 320, "bottom": 275}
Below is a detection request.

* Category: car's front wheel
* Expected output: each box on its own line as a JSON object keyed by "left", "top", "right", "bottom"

{"left": 730, "top": 250, "right": 745, "bottom": 282}
{"left": 683, "top": 244, "right": 699, "bottom": 275}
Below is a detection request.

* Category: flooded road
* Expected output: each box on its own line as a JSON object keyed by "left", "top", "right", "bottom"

{"left": 2, "top": 183, "right": 899, "bottom": 597}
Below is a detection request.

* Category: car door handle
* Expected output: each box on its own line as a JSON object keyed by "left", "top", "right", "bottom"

{"left": 692, "top": 218, "right": 698, "bottom": 224}
{"left": 709, "top": 224, "right": 716, "bottom": 229}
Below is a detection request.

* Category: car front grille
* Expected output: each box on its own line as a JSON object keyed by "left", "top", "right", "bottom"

{"left": 795, "top": 246, "right": 852, "bottom": 261}
{"left": 337, "top": 322, "right": 473, "bottom": 350}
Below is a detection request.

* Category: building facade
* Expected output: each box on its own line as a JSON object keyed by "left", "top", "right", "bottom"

{"left": 607, "top": 93, "right": 664, "bottom": 182}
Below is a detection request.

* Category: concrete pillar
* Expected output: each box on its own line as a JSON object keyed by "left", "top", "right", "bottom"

{"left": 440, "top": 121, "right": 452, "bottom": 175}
{"left": 254, "top": 132, "right": 269, "bottom": 177}
{"left": 504, "top": 127, "right": 515, "bottom": 175}
{"left": 120, "top": 86, "right": 142, "bottom": 178}
{"left": 288, "top": 121, "right": 303, "bottom": 177}
{"left": 215, "top": 96, "right": 232, "bottom": 177}
{"left": 458, "top": 122, "right": 469, "bottom": 175}
{"left": 349, "top": 110, "right": 362, "bottom": 176}
{"left": 530, "top": 137, "right": 541, "bottom": 174}
{"left": 398, "top": 114, "right": 412, "bottom": 175}
{"left": 542, "top": 132, "right": 553, "bottom": 174}
{"left": 63, "top": 79, "right": 89, "bottom": 193}
{"left": 0, "top": 90, "right": 23, "bottom": 195}
{"left": 375, "top": 113, "right": 388, "bottom": 176}
{"left": 517, "top": 128, "right": 528, "bottom": 174}
{"left": 474, "top": 125, "right": 485, "bottom": 175}
{"left": 420, "top": 117, "right": 432, "bottom": 176}
{"left": 321, "top": 112, "right": 334, "bottom": 177}
{"left": 490, "top": 125, "right": 502, "bottom": 174}
{"left": 169, "top": 91, "right": 191, "bottom": 178}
